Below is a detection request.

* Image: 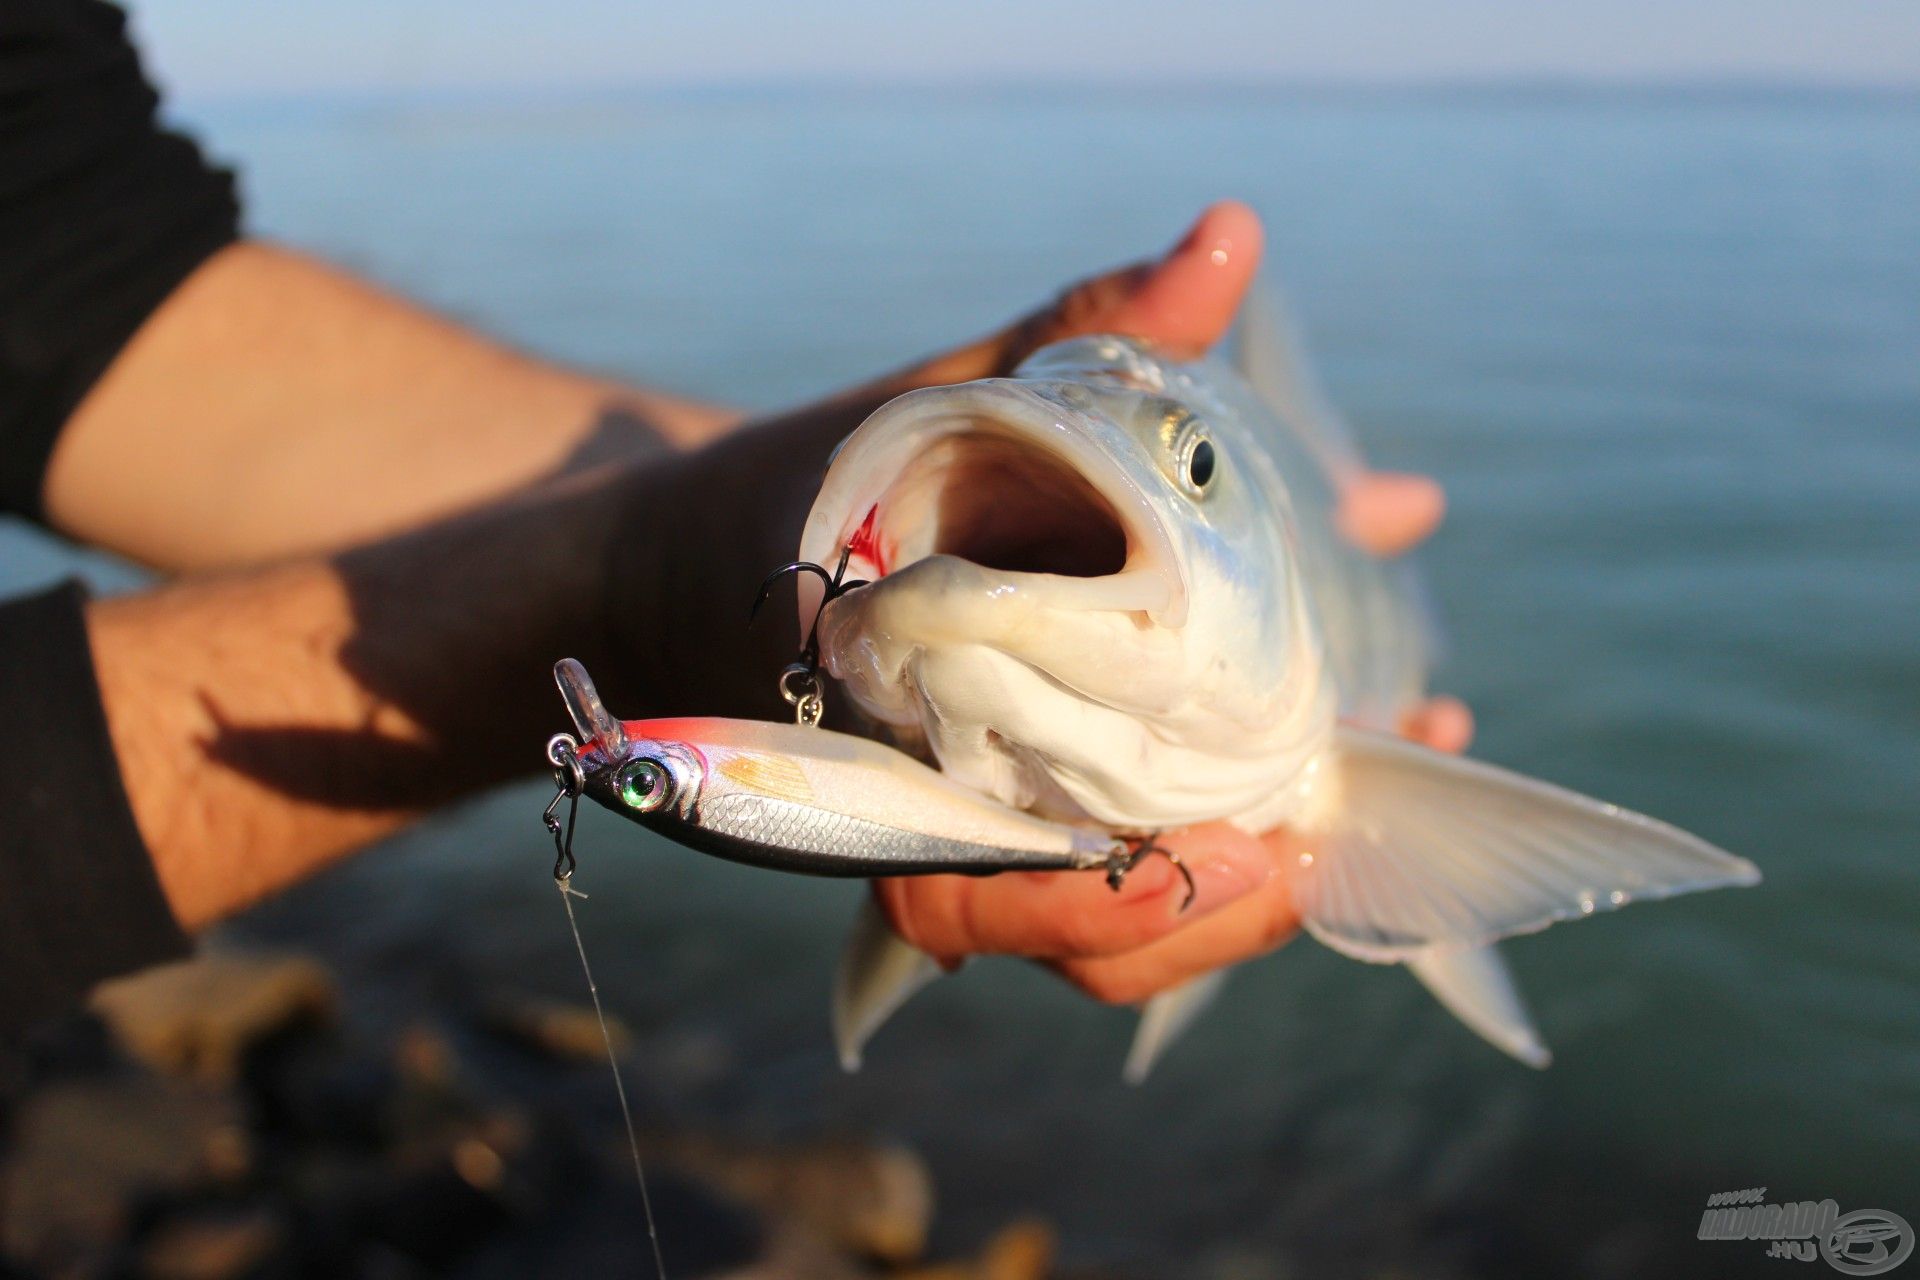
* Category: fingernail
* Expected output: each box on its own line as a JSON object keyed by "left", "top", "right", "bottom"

{"left": 1181, "top": 844, "right": 1274, "bottom": 917}
{"left": 1166, "top": 202, "right": 1248, "bottom": 267}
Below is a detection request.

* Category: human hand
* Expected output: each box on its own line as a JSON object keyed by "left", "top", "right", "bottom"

{"left": 866, "top": 200, "right": 1468, "bottom": 1003}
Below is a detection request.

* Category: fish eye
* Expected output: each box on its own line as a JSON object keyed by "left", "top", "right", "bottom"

{"left": 616, "top": 757, "right": 673, "bottom": 812}
{"left": 1185, "top": 438, "right": 1217, "bottom": 491}
{"left": 1157, "top": 406, "right": 1218, "bottom": 497}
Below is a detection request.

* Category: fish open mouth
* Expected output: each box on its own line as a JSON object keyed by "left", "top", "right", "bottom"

{"left": 802, "top": 383, "right": 1186, "bottom": 622}
{"left": 898, "top": 430, "right": 1129, "bottom": 578}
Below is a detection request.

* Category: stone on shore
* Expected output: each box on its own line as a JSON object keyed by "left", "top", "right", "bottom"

{"left": 89, "top": 949, "right": 337, "bottom": 1082}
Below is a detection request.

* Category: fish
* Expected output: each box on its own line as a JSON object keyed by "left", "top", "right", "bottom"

{"left": 796, "top": 290, "right": 1761, "bottom": 1077}
{"left": 551, "top": 658, "right": 1131, "bottom": 880}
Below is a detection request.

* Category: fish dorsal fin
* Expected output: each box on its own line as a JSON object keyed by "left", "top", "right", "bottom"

{"left": 1223, "top": 284, "right": 1437, "bottom": 729}
{"left": 1295, "top": 728, "right": 1760, "bottom": 963}
{"left": 1230, "top": 286, "right": 1364, "bottom": 484}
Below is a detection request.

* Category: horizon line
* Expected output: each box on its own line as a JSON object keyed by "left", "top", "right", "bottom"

{"left": 170, "top": 72, "right": 1920, "bottom": 113}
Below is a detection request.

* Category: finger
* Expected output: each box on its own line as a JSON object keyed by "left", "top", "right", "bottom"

{"left": 1399, "top": 694, "right": 1474, "bottom": 755}
{"left": 1000, "top": 201, "right": 1264, "bottom": 370}
{"left": 873, "top": 827, "right": 1272, "bottom": 962}
{"left": 1334, "top": 471, "right": 1446, "bottom": 556}
{"left": 1100, "top": 200, "right": 1264, "bottom": 358}
{"left": 1049, "top": 839, "right": 1301, "bottom": 1005}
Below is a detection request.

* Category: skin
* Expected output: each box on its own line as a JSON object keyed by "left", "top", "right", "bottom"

{"left": 59, "top": 203, "right": 1461, "bottom": 1004}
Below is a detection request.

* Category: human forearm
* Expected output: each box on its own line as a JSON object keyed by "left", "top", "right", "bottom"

{"left": 78, "top": 203, "right": 1272, "bottom": 941}
{"left": 44, "top": 241, "right": 740, "bottom": 571}
{"left": 87, "top": 473, "right": 614, "bottom": 928}
{"left": 83, "top": 378, "right": 893, "bottom": 931}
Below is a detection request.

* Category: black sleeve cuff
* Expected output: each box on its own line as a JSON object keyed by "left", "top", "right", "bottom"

{"left": 0, "top": 580, "right": 190, "bottom": 1032}
{"left": 0, "top": 0, "right": 243, "bottom": 519}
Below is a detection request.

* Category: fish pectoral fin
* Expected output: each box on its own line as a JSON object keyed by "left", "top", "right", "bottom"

{"left": 1297, "top": 727, "right": 1761, "bottom": 963}
{"left": 1123, "top": 970, "right": 1228, "bottom": 1085}
{"left": 832, "top": 895, "right": 945, "bottom": 1072}
{"left": 1406, "top": 944, "right": 1551, "bottom": 1069}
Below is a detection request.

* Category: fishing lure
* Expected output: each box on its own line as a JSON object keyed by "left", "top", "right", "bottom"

{"left": 545, "top": 658, "right": 1184, "bottom": 893}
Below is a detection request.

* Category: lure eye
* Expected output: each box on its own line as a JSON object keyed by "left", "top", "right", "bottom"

{"left": 616, "top": 758, "right": 673, "bottom": 813}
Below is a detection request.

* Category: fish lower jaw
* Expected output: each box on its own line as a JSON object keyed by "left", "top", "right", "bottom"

{"left": 967, "top": 726, "right": 1337, "bottom": 836}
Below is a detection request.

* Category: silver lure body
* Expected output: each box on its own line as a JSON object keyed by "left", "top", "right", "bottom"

{"left": 554, "top": 660, "right": 1122, "bottom": 879}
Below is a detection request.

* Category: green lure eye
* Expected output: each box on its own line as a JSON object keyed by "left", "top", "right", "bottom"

{"left": 616, "top": 758, "right": 673, "bottom": 812}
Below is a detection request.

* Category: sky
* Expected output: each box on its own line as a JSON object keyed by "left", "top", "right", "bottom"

{"left": 129, "top": 0, "right": 1920, "bottom": 102}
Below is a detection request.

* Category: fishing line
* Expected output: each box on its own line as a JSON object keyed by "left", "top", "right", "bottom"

{"left": 545, "top": 746, "right": 669, "bottom": 1280}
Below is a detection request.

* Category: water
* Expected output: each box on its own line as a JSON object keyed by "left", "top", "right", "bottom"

{"left": 3, "top": 86, "right": 1916, "bottom": 1276}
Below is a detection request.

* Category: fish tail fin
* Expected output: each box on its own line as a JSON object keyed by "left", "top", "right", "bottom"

{"left": 1122, "top": 970, "right": 1229, "bottom": 1085}
{"left": 1298, "top": 727, "right": 1760, "bottom": 963}
{"left": 832, "top": 895, "right": 944, "bottom": 1072}
{"left": 1407, "top": 944, "right": 1551, "bottom": 1069}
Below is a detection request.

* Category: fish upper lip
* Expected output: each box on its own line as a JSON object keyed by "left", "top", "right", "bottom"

{"left": 801, "top": 381, "right": 1189, "bottom": 626}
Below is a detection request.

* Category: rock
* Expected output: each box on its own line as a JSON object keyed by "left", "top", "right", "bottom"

{"left": 393, "top": 1024, "right": 463, "bottom": 1090}
{"left": 0, "top": 1075, "right": 245, "bottom": 1269}
{"left": 245, "top": 1031, "right": 398, "bottom": 1147}
{"left": 978, "top": 1219, "right": 1057, "bottom": 1280}
{"left": 138, "top": 1205, "right": 284, "bottom": 1280}
{"left": 8, "top": 956, "right": 992, "bottom": 1280}
{"left": 450, "top": 1166, "right": 766, "bottom": 1280}
{"left": 477, "top": 996, "right": 631, "bottom": 1064}
{"left": 894, "top": 1219, "right": 1057, "bottom": 1280}
{"left": 90, "top": 950, "right": 337, "bottom": 1083}
{"left": 667, "top": 1135, "right": 934, "bottom": 1264}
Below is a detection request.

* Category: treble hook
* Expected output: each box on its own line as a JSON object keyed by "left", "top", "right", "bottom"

{"left": 749, "top": 543, "right": 868, "bottom": 724}
{"left": 1105, "top": 834, "right": 1198, "bottom": 912}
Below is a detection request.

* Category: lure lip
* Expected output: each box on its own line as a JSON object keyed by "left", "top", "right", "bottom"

{"left": 798, "top": 378, "right": 1189, "bottom": 629}
{"left": 554, "top": 658, "right": 627, "bottom": 755}
{"left": 554, "top": 662, "right": 707, "bottom": 825}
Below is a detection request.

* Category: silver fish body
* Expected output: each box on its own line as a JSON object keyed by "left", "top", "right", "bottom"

{"left": 797, "top": 296, "right": 1759, "bottom": 1075}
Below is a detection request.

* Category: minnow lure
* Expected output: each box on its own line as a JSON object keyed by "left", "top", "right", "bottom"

{"left": 547, "top": 658, "right": 1163, "bottom": 885}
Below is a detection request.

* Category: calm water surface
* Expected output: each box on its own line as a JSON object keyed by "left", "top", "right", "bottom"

{"left": 3, "top": 88, "right": 1915, "bottom": 1277}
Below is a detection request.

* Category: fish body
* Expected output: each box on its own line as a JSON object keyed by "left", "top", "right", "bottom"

{"left": 799, "top": 305, "right": 1759, "bottom": 1073}
{"left": 554, "top": 661, "right": 1123, "bottom": 879}
{"left": 804, "top": 339, "right": 1331, "bottom": 835}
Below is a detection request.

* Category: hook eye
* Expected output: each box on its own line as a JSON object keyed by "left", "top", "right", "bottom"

{"left": 615, "top": 757, "right": 674, "bottom": 813}
{"left": 546, "top": 733, "right": 584, "bottom": 796}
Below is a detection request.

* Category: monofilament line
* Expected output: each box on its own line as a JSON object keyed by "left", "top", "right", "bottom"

{"left": 559, "top": 878, "right": 668, "bottom": 1280}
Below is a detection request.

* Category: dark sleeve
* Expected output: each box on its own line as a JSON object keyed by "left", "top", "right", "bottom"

{"left": 0, "top": 581, "right": 190, "bottom": 1032}
{"left": 0, "top": 0, "right": 242, "bottom": 520}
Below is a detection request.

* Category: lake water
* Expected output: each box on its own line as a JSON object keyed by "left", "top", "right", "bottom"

{"left": 3, "top": 86, "right": 1916, "bottom": 1276}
